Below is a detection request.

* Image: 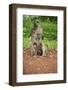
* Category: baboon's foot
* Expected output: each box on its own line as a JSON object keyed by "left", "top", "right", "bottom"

{"left": 31, "top": 53, "right": 37, "bottom": 57}
{"left": 42, "top": 54, "right": 46, "bottom": 57}
{"left": 43, "top": 52, "right": 49, "bottom": 57}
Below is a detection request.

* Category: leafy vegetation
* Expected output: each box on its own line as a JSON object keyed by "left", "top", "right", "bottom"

{"left": 23, "top": 15, "right": 57, "bottom": 49}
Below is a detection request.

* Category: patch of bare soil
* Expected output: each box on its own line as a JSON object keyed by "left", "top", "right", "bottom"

{"left": 23, "top": 48, "right": 57, "bottom": 75}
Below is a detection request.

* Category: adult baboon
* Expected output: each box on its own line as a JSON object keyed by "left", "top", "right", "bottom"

{"left": 30, "top": 17, "right": 48, "bottom": 56}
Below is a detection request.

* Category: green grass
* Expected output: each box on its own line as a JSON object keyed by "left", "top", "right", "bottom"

{"left": 41, "top": 22, "right": 57, "bottom": 40}
{"left": 23, "top": 16, "right": 57, "bottom": 49}
{"left": 23, "top": 37, "right": 31, "bottom": 49}
{"left": 23, "top": 37, "right": 57, "bottom": 49}
{"left": 43, "top": 38, "right": 57, "bottom": 49}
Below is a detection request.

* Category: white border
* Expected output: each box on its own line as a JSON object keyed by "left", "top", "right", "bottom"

{"left": 16, "top": 8, "right": 64, "bottom": 82}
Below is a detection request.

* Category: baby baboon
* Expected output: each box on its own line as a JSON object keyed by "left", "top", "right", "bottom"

{"left": 30, "top": 42, "right": 43, "bottom": 56}
{"left": 37, "top": 43, "right": 43, "bottom": 56}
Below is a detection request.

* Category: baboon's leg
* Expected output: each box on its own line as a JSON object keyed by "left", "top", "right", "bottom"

{"left": 42, "top": 43, "right": 46, "bottom": 56}
{"left": 30, "top": 45, "right": 35, "bottom": 56}
{"left": 30, "top": 43, "right": 37, "bottom": 56}
{"left": 30, "top": 43, "right": 34, "bottom": 56}
{"left": 42, "top": 44, "right": 48, "bottom": 56}
{"left": 45, "top": 46, "right": 48, "bottom": 55}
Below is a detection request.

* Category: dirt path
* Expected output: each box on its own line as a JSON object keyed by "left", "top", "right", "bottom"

{"left": 23, "top": 48, "right": 57, "bottom": 75}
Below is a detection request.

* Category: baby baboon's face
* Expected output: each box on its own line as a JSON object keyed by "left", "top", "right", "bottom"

{"left": 33, "top": 43, "right": 37, "bottom": 49}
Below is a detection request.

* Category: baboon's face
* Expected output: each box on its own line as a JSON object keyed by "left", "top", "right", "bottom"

{"left": 33, "top": 43, "right": 37, "bottom": 49}
{"left": 31, "top": 16, "right": 40, "bottom": 27}
{"left": 34, "top": 19, "right": 39, "bottom": 27}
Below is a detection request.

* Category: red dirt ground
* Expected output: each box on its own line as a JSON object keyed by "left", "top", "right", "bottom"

{"left": 23, "top": 48, "right": 57, "bottom": 75}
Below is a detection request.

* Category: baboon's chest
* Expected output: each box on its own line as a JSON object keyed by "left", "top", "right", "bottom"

{"left": 32, "top": 27, "right": 42, "bottom": 40}
{"left": 35, "top": 27, "right": 42, "bottom": 35}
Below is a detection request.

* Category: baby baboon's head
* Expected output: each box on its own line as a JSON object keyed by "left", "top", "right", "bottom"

{"left": 33, "top": 43, "right": 37, "bottom": 49}
{"left": 37, "top": 43, "right": 43, "bottom": 56}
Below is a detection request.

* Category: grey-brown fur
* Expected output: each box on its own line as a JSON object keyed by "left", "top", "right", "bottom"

{"left": 30, "top": 17, "right": 48, "bottom": 56}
